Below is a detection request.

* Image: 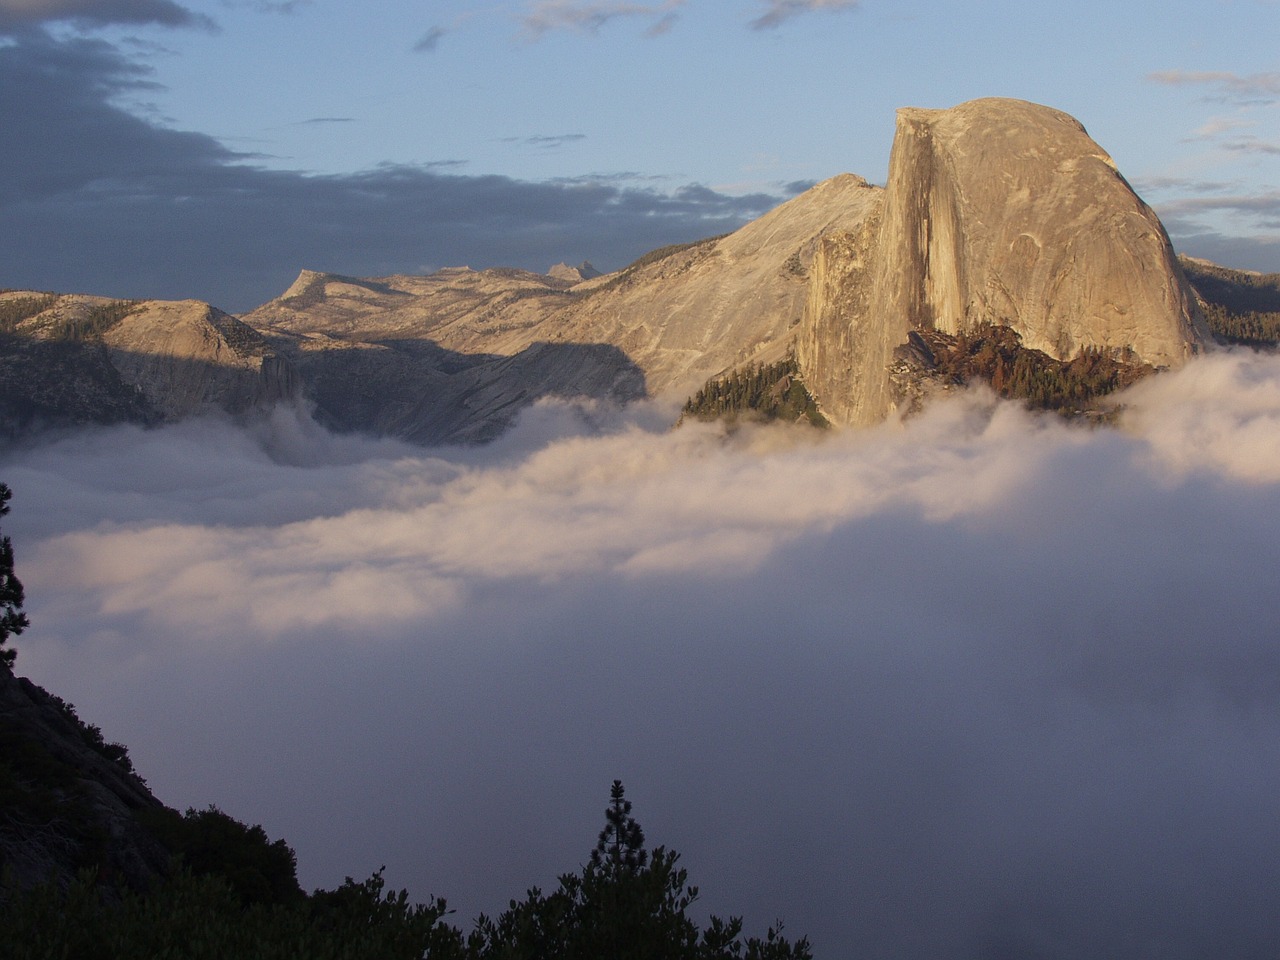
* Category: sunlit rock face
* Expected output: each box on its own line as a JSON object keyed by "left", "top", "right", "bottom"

{"left": 239, "top": 174, "right": 883, "bottom": 442}
{"left": 102, "top": 300, "right": 297, "bottom": 420}
{"left": 797, "top": 97, "right": 1206, "bottom": 426}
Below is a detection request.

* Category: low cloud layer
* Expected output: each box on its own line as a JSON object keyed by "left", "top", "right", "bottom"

{"left": 5, "top": 350, "right": 1280, "bottom": 958}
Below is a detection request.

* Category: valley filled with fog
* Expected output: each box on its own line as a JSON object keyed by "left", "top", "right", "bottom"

{"left": 5, "top": 349, "right": 1280, "bottom": 959}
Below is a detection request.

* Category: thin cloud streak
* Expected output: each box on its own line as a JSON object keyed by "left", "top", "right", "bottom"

{"left": 226, "top": 0, "right": 313, "bottom": 13}
{"left": 1148, "top": 69, "right": 1280, "bottom": 103}
{"left": 413, "top": 24, "right": 446, "bottom": 52}
{"left": 1157, "top": 191, "right": 1280, "bottom": 228}
{"left": 519, "top": 0, "right": 686, "bottom": 38}
{"left": 1223, "top": 137, "right": 1280, "bottom": 156}
{"left": 504, "top": 133, "right": 589, "bottom": 148}
{"left": 6, "top": 351, "right": 1280, "bottom": 957}
{"left": 749, "top": 0, "right": 859, "bottom": 30}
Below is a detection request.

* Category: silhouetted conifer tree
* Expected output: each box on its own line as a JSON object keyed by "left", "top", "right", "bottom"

{"left": 467, "top": 780, "right": 812, "bottom": 960}
{"left": 0, "top": 482, "right": 28, "bottom": 669}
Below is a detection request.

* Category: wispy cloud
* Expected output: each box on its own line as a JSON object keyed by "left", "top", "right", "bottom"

{"left": 1158, "top": 191, "right": 1280, "bottom": 222}
{"left": 519, "top": 0, "right": 686, "bottom": 39}
{"left": 1148, "top": 69, "right": 1280, "bottom": 103}
{"left": 502, "top": 133, "right": 588, "bottom": 148}
{"left": 1222, "top": 136, "right": 1280, "bottom": 156}
{"left": 412, "top": 12, "right": 483, "bottom": 54}
{"left": 1182, "top": 116, "right": 1280, "bottom": 154}
{"left": 550, "top": 171, "right": 672, "bottom": 186}
{"left": 749, "top": 0, "right": 859, "bottom": 30}
{"left": 221, "top": 0, "right": 312, "bottom": 13}
{"left": 295, "top": 116, "right": 355, "bottom": 126}
{"left": 528, "top": 133, "right": 587, "bottom": 148}
{"left": 1132, "top": 175, "right": 1236, "bottom": 195}
{"left": 1191, "top": 116, "right": 1254, "bottom": 140}
{"left": 413, "top": 24, "right": 446, "bottom": 52}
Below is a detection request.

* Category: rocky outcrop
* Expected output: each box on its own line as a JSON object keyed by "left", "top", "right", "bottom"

{"left": 797, "top": 98, "right": 1207, "bottom": 426}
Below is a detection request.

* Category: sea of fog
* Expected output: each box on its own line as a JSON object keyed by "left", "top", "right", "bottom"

{"left": 4, "top": 349, "right": 1280, "bottom": 959}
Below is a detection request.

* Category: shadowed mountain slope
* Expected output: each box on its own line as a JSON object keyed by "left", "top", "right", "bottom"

{"left": 0, "top": 292, "right": 296, "bottom": 438}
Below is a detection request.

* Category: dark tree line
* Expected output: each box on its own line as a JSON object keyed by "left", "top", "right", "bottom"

{"left": 0, "top": 295, "right": 139, "bottom": 341}
{"left": 1179, "top": 257, "right": 1280, "bottom": 348}
{"left": 0, "top": 295, "right": 57, "bottom": 333}
{"left": 1198, "top": 302, "right": 1280, "bottom": 348}
{"left": 54, "top": 300, "right": 141, "bottom": 342}
{"left": 1, "top": 782, "right": 812, "bottom": 960}
{"left": 681, "top": 358, "right": 827, "bottom": 428}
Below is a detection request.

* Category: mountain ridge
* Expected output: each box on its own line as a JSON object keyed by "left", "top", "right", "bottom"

{"left": 0, "top": 98, "right": 1257, "bottom": 444}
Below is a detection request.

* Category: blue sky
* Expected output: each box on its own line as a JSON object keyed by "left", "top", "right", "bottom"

{"left": 2, "top": 0, "right": 1277, "bottom": 310}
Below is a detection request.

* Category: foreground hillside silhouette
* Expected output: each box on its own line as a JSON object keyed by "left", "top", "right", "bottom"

{"left": 1, "top": 758, "right": 810, "bottom": 960}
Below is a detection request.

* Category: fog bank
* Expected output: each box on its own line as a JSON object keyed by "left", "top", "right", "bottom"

{"left": 4, "top": 350, "right": 1280, "bottom": 959}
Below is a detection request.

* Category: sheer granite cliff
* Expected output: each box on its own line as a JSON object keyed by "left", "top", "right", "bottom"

{"left": 796, "top": 98, "right": 1206, "bottom": 425}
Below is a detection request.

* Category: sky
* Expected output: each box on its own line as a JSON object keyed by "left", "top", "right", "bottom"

{"left": 0, "top": 0, "right": 1277, "bottom": 311}
{"left": 6, "top": 351, "right": 1280, "bottom": 958}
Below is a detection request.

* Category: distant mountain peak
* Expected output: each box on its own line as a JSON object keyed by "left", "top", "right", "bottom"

{"left": 547, "top": 261, "right": 603, "bottom": 283}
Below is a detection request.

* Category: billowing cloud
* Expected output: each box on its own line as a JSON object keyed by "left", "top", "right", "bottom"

{"left": 749, "top": 0, "right": 859, "bottom": 30}
{"left": 0, "top": 0, "right": 215, "bottom": 32}
{"left": 519, "top": 0, "right": 686, "bottom": 38}
{"left": 0, "top": 30, "right": 781, "bottom": 311}
{"left": 6, "top": 350, "right": 1280, "bottom": 957}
